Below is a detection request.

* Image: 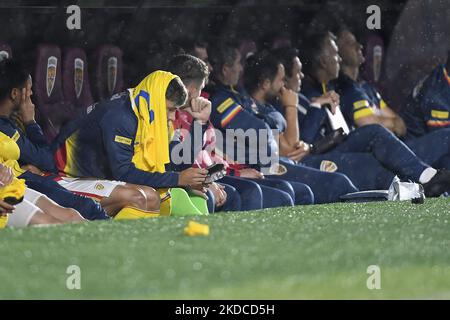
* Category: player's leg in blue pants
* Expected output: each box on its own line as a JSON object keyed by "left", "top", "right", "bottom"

{"left": 261, "top": 185, "right": 294, "bottom": 208}
{"left": 303, "top": 152, "right": 395, "bottom": 190}
{"left": 332, "top": 124, "right": 429, "bottom": 181}
{"left": 216, "top": 183, "right": 242, "bottom": 212}
{"left": 404, "top": 128, "right": 450, "bottom": 168}
{"left": 250, "top": 178, "right": 315, "bottom": 205}
{"left": 434, "top": 155, "right": 450, "bottom": 170}
{"left": 266, "top": 159, "right": 358, "bottom": 204}
{"left": 219, "top": 176, "right": 293, "bottom": 209}
{"left": 206, "top": 189, "right": 215, "bottom": 213}
{"left": 289, "top": 181, "right": 315, "bottom": 205}
{"left": 18, "top": 171, "right": 110, "bottom": 220}
{"left": 218, "top": 176, "right": 262, "bottom": 210}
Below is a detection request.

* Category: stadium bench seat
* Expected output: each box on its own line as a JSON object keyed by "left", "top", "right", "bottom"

{"left": 91, "top": 44, "right": 124, "bottom": 101}
{"left": 361, "top": 32, "right": 385, "bottom": 87}
{"left": 62, "top": 47, "right": 94, "bottom": 110}
{"left": 33, "top": 44, "right": 75, "bottom": 141}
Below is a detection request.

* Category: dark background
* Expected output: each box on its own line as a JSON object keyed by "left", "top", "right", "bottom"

{"left": 0, "top": 0, "right": 408, "bottom": 86}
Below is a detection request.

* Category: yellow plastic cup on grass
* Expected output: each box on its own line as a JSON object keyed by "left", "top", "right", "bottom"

{"left": 184, "top": 220, "right": 210, "bottom": 236}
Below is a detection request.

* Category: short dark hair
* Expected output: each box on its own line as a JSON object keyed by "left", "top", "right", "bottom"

{"left": 331, "top": 24, "right": 353, "bottom": 39}
{"left": 271, "top": 47, "right": 299, "bottom": 78}
{"left": 172, "top": 37, "right": 208, "bottom": 56}
{"left": 244, "top": 51, "right": 281, "bottom": 95}
{"left": 186, "top": 40, "right": 209, "bottom": 56}
{"left": 166, "top": 54, "right": 209, "bottom": 86}
{"left": 209, "top": 42, "right": 239, "bottom": 77}
{"left": 0, "top": 58, "right": 30, "bottom": 102}
{"left": 166, "top": 77, "right": 188, "bottom": 107}
{"left": 301, "top": 31, "right": 336, "bottom": 76}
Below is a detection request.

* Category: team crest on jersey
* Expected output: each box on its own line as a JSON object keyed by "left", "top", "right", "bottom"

{"left": 95, "top": 183, "right": 105, "bottom": 191}
{"left": 320, "top": 160, "right": 338, "bottom": 173}
{"left": 107, "top": 57, "right": 118, "bottom": 95}
{"left": 0, "top": 51, "right": 9, "bottom": 62}
{"left": 46, "top": 56, "right": 58, "bottom": 97}
{"left": 74, "top": 58, "right": 84, "bottom": 99}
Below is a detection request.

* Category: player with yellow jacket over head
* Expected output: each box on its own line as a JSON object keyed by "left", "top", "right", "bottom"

{"left": 55, "top": 70, "right": 210, "bottom": 216}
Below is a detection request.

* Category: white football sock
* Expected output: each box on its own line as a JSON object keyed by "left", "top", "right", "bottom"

{"left": 419, "top": 168, "right": 438, "bottom": 184}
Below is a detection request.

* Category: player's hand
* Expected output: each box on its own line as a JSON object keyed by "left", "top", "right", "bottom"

{"left": 0, "top": 200, "right": 15, "bottom": 215}
{"left": 209, "top": 182, "right": 227, "bottom": 207}
{"left": 279, "top": 87, "right": 298, "bottom": 109}
{"left": 0, "top": 164, "right": 14, "bottom": 188}
{"left": 188, "top": 97, "right": 211, "bottom": 124}
{"left": 19, "top": 86, "right": 36, "bottom": 124}
{"left": 239, "top": 168, "right": 264, "bottom": 179}
{"left": 393, "top": 117, "right": 407, "bottom": 137}
{"left": 312, "top": 91, "right": 340, "bottom": 114}
{"left": 188, "top": 187, "right": 209, "bottom": 200}
{"left": 178, "top": 167, "right": 208, "bottom": 189}
{"left": 287, "top": 141, "right": 310, "bottom": 162}
{"left": 21, "top": 164, "right": 43, "bottom": 175}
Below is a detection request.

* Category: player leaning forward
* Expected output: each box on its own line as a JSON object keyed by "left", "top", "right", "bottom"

{"left": 55, "top": 71, "right": 210, "bottom": 216}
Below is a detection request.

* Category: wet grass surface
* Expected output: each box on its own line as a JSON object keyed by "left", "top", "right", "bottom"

{"left": 1, "top": 198, "right": 449, "bottom": 299}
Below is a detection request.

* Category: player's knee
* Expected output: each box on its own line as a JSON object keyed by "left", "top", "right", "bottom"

{"left": 140, "top": 186, "right": 160, "bottom": 211}
{"left": 242, "top": 183, "right": 263, "bottom": 210}
{"left": 224, "top": 186, "right": 241, "bottom": 212}
{"left": 331, "top": 173, "right": 359, "bottom": 195}
{"left": 278, "top": 190, "right": 294, "bottom": 207}
{"left": 273, "top": 180, "right": 295, "bottom": 200}
{"left": 63, "top": 208, "right": 86, "bottom": 222}
{"left": 126, "top": 188, "right": 148, "bottom": 210}
{"left": 369, "top": 123, "right": 395, "bottom": 138}
{"left": 246, "top": 183, "right": 264, "bottom": 210}
{"left": 248, "top": 183, "right": 263, "bottom": 200}
{"left": 295, "top": 184, "right": 315, "bottom": 205}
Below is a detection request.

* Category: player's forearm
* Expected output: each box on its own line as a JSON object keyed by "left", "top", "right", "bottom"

{"left": 393, "top": 116, "right": 407, "bottom": 136}
{"left": 356, "top": 114, "right": 396, "bottom": 132}
{"left": 283, "top": 107, "right": 300, "bottom": 147}
{"left": 278, "top": 135, "right": 296, "bottom": 156}
{"left": 116, "top": 165, "right": 180, "bottom": 188}
{"left": 24, "top": 122, "right": 49, "bottom": 147}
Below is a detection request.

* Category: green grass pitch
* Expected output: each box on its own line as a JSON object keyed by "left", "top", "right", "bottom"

{"left": 1, "top": 198, "right": 449, "bottom": 299}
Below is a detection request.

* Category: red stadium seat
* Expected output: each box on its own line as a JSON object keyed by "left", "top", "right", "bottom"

{"left": 361, "top": 32, "right": 385, "bottom": 87}
{"left": 91, "top": 45, "right": 124, "bottom": 101}
{"left": 62, "top": 47, "right": 94, "bottom": 110}
{"left": 33, "top": 44, "right": 74, "bottom": 141}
